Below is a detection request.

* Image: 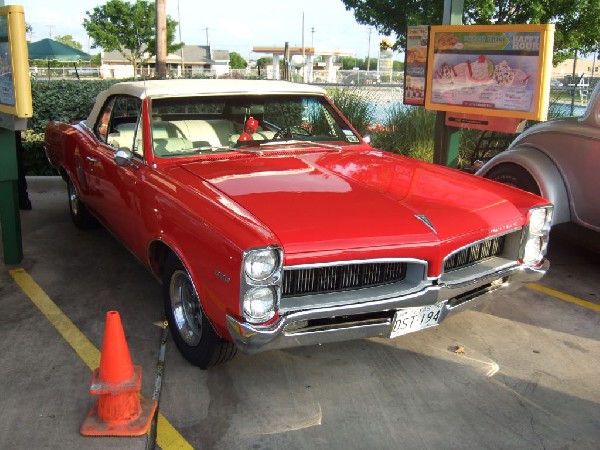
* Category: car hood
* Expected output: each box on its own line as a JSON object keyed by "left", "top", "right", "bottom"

{"left": 176, "top": 148, "right": 530, "bottom": 259}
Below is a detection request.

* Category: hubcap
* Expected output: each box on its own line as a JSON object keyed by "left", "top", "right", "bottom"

{"left": 169, "top": 270, "right": 202, "bottom": 346}
{"left": 68, "top": 183, "right": 80, "bottom": 216}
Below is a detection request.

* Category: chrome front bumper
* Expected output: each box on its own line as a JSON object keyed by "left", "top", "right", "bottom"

{"left": 226, "top": 260, "right": 549, "bottom": 355}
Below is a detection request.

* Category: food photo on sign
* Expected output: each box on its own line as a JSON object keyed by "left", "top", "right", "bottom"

{"left": 425, "top": 25, "right": 554, "bottom": 121}
{"left": 404, "top": 25, "right": 429, "bottom": 106}
{"left": 432, "top": 53, "right": 538, "bottom": 110}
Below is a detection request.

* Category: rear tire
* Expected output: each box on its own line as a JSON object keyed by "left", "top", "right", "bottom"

{"left": 485, "top": 163, "right": 541, "bottom": 196}
{"left": 162, "top": 254, "right": 236, "bottom": 369}
{"left": 67, "top": 178, "right": 97, "bottom": 229}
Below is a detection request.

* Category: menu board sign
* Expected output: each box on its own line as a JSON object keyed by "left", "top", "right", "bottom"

{"left": 404, "top": 26, "right": 429, "bottom": 106}
{"left": 0, "top": 5, "right": 31, "bottom": 118}
{"left": 425, "top": 24, "right": 554, "bottom": 121}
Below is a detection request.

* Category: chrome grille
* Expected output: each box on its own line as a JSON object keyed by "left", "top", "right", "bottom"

{"left": 444, "top": 235, "right": 506, "bottom": 272}
{"left": 282, "top": 262, "right": 406, "bottom": 297}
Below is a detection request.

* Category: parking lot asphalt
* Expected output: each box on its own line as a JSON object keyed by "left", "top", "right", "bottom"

{"left": 1, "top": 176, "right": 599, "bottom": 450}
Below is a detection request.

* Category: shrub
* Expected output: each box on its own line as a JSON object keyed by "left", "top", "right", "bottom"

{"left": 326, "top": 87, "right": 375, "bottom": 136}
{"left": 30, "top": 79, "right": 118, "bottom": 132}
{"left": 372, "top": 106, "right": 437, "bottom": 162}
{"left": 24, "top": 79, "right": 118, "bottom": 175}
{"left": 21, "top": 131, "right": 54, "bottom": 176}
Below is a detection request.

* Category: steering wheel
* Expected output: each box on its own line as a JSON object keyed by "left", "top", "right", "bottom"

{"left": 273, "top": 125, "right": 312, "bottom": 140}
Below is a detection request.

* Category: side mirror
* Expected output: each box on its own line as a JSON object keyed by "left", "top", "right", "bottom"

{"left": 114, "top": 149, "right": 139, "bottom": 169}
{"left": 362, "top": 133, "right": 372, "bottom": 144}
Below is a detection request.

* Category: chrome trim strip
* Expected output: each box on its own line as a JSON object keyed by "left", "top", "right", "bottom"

{"left": 284, "top": 258, "right": 428, "bottom": 270}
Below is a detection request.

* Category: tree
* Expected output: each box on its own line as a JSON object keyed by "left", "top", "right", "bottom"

{"left": 229, "top": 52, "right": 248, "bottom": 69}
{"left": 256, "top": 56, "right": 273, "bottom": 69}
{"left": 83, "top": 0, "right": 183, "bottom": 78}
{"left": 25, "top": 22, "right": 33, "bottom": 41}
{"left": 341, "top": 0, "right": 600, "bottom": 64}
{"left": 338, "top": 56, "right": 380, "bottom": 70}
{"left": 338, "top": 56, "right": 365, "bottom": 70}
{"left": 54, "top": 35, "right": 83, "bottom": 50}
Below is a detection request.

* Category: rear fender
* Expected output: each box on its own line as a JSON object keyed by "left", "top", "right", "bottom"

{"left": 477, "top": 145, "right": 570, "bottom": 225}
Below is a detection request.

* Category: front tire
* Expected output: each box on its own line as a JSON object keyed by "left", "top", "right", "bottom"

{"left": 67, "top": 178, "right": 97, "bottom": 229}
{"left": 484, "top": 163, "right": 541, "bottom": 196}
{"left": 163, "top": 254, "right": 236, "bottom": 369}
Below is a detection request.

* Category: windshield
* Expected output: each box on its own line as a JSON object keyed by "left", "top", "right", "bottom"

{"left": 150, "top": 94, "right": 360, "bottom": 156}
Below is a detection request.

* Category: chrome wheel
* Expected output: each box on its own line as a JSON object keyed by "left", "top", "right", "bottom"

{"left": 68, "top": 181, "right": 80, "bottom": 217}
{"left": 169, "top": 269, "right": 203, "bottom": 346}
{"left": 162, "top": 254, "right": 237, "bottom": 368}
{"left": 67, "top": 178, "right": 96, "bottom": 229}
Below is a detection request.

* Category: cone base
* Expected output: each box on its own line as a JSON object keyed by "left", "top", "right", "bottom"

{"left": 80, "top": 397, "right": 158, "bottom": 437}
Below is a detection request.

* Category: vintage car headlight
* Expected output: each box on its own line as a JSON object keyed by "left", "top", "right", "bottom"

{"left": 241, "top": 246, "right": 283, "bottom": 323}
{"left": 529, "top": 207, "right": 551, "bottom": 235}
{"left": 244, "top": 248, "right": 280, "bottom": 281}
{"left": 522, "top": 206, "right": 553, "bottom": 265}
{"left": 243, "top": 287, "right": 277, "bottom": 323}
{"left": 523, "top": 235, "right": 543, "bottom": 265}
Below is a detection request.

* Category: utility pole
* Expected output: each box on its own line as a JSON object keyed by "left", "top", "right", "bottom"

{"left": 155, "top": 0, "right": 167, "bottom": 79}
{"left": 178, "top": 0, "right": 184, "bottom": 77}
{"left": 47, "top": 25, "right": 54, "bottom": 38}
{"left": 366, "top": 28, "right": 372, "bottom": 72}
{"left": 301, "top": 12, "right": 305, "bottom": 82}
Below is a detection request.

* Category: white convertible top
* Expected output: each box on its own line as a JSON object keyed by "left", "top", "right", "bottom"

{"left": 86, "top": 79, "right": 327, "bottom": 127}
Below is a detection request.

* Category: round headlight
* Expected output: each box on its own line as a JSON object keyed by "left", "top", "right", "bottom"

{"left": 243, "top": 287, "right": 276, "bottom": 322}
{"left": 244, "top": 248, "right": 279, "bottom": 281}
{"left": 529, "top": 209, "right": 548, "bottom": 235}
{"left": 523, "top": 236, "right": 543, "bottom": 265}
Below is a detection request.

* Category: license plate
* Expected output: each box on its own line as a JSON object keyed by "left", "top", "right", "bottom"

{"left": 390, "top": 303, "right": 445, "bottom": 338}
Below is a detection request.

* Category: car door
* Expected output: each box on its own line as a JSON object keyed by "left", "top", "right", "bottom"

{"left": 561, "top": 134, "right": 599, "bottom": 230}
{"left": 85, "top": 95, "right": 147, "bottom": 254}
{"left": 542, "top": 129, "right": 600, "bottom": 231}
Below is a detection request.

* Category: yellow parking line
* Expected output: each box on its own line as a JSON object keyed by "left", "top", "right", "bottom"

{"left": 527, "top": 282, "right": 600, "bottom": 312}
{"left": 9, "top": 268, "right": 193, "bottom": 450}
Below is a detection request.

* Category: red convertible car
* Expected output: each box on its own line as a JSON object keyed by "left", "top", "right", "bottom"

{"left": 45, "top": 80, "right": 552, "bottom": 369}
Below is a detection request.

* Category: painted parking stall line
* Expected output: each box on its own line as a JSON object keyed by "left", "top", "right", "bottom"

{"left": 527, "top": 282, "right": 600, "bottom": 312}
{"left": 9, "top": 268, "right": 192, "bottom": 450}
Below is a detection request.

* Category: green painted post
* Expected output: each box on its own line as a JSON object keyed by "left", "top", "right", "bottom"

{"left": 0, "top": 0, "right": 27, "bottom": 264}
{"left": 0, "top": 128, "right": 23, "bottom": 263}
{"left": 432, "top": 0, "right": 464, "bottom": 168}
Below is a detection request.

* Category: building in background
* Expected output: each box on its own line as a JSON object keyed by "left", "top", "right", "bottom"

{"left": 100, "top": 45, "right": 230, "bottom": 78}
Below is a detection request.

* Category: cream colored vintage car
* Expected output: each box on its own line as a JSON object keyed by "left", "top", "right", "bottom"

{"left": 478, "top": 81, "right": 600, "bottom": 240}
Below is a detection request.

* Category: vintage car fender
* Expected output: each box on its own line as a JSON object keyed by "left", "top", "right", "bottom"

{"left": 141, "top": 172, "right": 282, "bottom": 339}
{"left": 477, "top": 145, "right": 570, "bottom": 226}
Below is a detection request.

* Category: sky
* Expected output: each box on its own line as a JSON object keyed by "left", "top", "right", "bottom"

{"left": 11, "top": 0, "right": 395, "bottom": 60}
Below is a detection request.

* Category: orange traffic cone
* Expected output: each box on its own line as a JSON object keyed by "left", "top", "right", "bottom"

{"left": 80, "top": 311, "right": 157, "bottom": 436}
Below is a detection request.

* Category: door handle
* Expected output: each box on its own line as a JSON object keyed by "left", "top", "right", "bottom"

{"left": 86, "top": 156, "right": 98, "bottom": 163}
